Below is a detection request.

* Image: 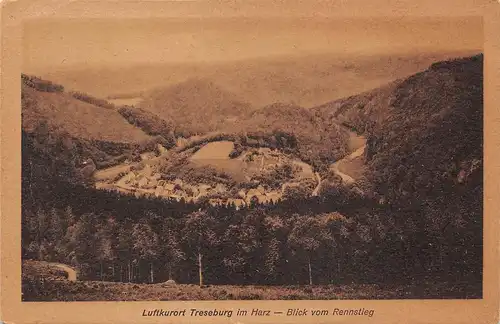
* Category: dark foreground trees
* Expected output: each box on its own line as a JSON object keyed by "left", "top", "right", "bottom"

{"left": 21, "top": 180, "right": 481, "bottom": 288}
{"left": 288, "top": 214, "right": 335, "bottom": 285}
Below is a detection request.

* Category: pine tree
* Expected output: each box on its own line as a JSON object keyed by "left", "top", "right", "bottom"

{"left": 48, "top": 207, "right": 67, "bottom": 261}
{"left": 70, "top": 213, "right": 97, "bottom": 278}
{"left": 132, "top": 222, "right": 158, "bottom": 283}
{"left": 161, "top": 217, "right": 185, "bottom": 281}
{"left": 117, "top": 223, "right": 134, "bottom": 282}
{"left": 287, "top": 214, "right": 335, "bottom": 285}
{"left": 182, "top": 210, "right": 219, "bottom": 287}
{"left": 96, "top": 222, "right": 116, "bottom": 282}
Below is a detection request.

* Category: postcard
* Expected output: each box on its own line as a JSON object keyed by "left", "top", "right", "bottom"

{"left": 1, "top": 0, "right": 499, "bottom": 323}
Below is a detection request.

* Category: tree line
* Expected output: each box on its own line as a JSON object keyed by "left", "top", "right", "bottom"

{"left": 22, "top": 174, "right": 481, "bottom": 287}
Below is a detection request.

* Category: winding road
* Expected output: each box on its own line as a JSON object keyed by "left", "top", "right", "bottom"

{"left": 51, "top": 263, "right": 78, "bottom": 281}
{"left": 330, "top": 144, "right": 367, "bottom": 185}
{"left": 312, "top": 172, "right": 322, "bottom": 196}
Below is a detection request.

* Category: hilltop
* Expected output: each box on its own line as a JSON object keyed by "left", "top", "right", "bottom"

{"left": 138, "top": 78, "right": 253, "bottom": 136}
{"left": 31, "top": 51, "right": 477, "bottom": 108}
{"left": 22, "top": 75, "right": 151, "bottom": 144}
{"left": 312, "top": 80, "right": 401, "bottom": 135}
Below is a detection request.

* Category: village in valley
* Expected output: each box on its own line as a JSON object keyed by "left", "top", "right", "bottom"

{"left": 95, "top": 141, "right": 320, "bottom": 209}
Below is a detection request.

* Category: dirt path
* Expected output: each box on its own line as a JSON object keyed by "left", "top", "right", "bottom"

{"left": 312, "top": 172, "right": 322, "bottom": 196}
{"left": 328, "top": 121, "right": 367, "bottom": 185}
{"left": 93, "top": 164, "right": 132, "bottom": 181}
{"left": 331, "top": 119, "right": 367, "bottom": 183}
{"left": 330, "top": 145, "right": 366, "bottom": 184}
{"left": 51, "top": 263, "right": 78, "bottom": 281}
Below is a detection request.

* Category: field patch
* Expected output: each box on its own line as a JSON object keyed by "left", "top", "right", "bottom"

{"left": 191, "top": 141, "right": 234, "bottom": 161}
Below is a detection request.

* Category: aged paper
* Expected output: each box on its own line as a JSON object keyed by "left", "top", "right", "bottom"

{"left": 1, "top": 0, "right": 499, "bottom": 323}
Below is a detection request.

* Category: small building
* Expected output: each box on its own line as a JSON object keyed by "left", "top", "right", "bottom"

{"left": 247, "top": 188, "right": 261, "bottom": 198}
{"left": 209, "top": 198, "right": 225, "bottom": 206}
{"left": 138, "top": 177, "right": 149, "bottom": 188}
{"left": 140, "top": 152, "right": 156, "bottom": 161}
{"left": 214, "top": 183, "right": 227, "bottom": 193}
{"left": 189, "top": 186, "right": 200, "bottom": 197}
{"left": 163, "top": 183, "right": 175, "bottom": 194}
{"left": 143, "top": 164, "right": 153, "bottom": 177}
{"left": 256, "top": 194, "right": 272, "bottom": 204}
{"left": 154, "top": 186, "right": 164, "bottom": 197}
{"left": 124, "top": 172, "right": 136, "bottom": 183}
{"left": 149, "top": 179, "right": 158, "bottom": 188}
{"left": 157, "top": 144, "right": 168, "bottom": 155}
{"left": 266, "top": 191, "right": 282, "bottom": 202}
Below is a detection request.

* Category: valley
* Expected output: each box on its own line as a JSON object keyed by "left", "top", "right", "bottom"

{"left": 95, "top": 142, "right": 318, "bottom": 207}
{"left": 93, "top": 118, "right": 368, "bottom": 206}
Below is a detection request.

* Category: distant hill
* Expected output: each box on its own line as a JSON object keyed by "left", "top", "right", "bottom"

{"left": 237, "top": 103, "right": 319, "bottom": 135}
{"left": 31, "top": 51, "right": 478, "bottom": 109}
{"left": 139, "top": 78, "right": 253, "bottom": 136}
{"left": 312, "top": 53, "right": 483, "bottom": 143}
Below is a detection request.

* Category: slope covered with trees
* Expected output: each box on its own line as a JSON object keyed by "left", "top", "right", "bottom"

{"left": 314, "top": 53, "right": 483, "bottom": 284}
{"left": 139, "top": 78, "right": 254, "bottom": 136}
{"left": 117, "top": 105, "right": 177, "bottom": 147}
{"left": 363, "top": 54, "right": 483, "bottom": 283}
{"left": 233, "top": 103, "right": 350, "bottom": 170}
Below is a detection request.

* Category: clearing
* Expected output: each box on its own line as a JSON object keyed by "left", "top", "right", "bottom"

{"left": 190, "top": 141, "right": 234, "bottom": 160}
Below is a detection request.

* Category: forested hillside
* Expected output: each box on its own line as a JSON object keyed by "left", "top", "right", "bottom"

{"left": 232, "top": 103, "right": 350, "bottom": 170}
{"left": 139, "top": 78, "right": 253, "bottom": 136}
{"left": 314, "top": 53, "right": 483, "bottom": 283}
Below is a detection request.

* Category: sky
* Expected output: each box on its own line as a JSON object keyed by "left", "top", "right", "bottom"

{"left": 23, "top": 17, "right": 483, "bottom": 73}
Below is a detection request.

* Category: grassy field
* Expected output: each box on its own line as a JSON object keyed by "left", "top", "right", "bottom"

{"left": 22, "top": 260, "right": 480, "bottom": 301}
{"left": 190, "top": 141, "right": 235, "bottom": 160}
{"left": 21, "top": 279, "right": 481, "bottom": 301}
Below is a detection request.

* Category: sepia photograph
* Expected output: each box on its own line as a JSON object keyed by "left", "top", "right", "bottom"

{"left": 19, "top": 15, "right": 484, "bottom": 302}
